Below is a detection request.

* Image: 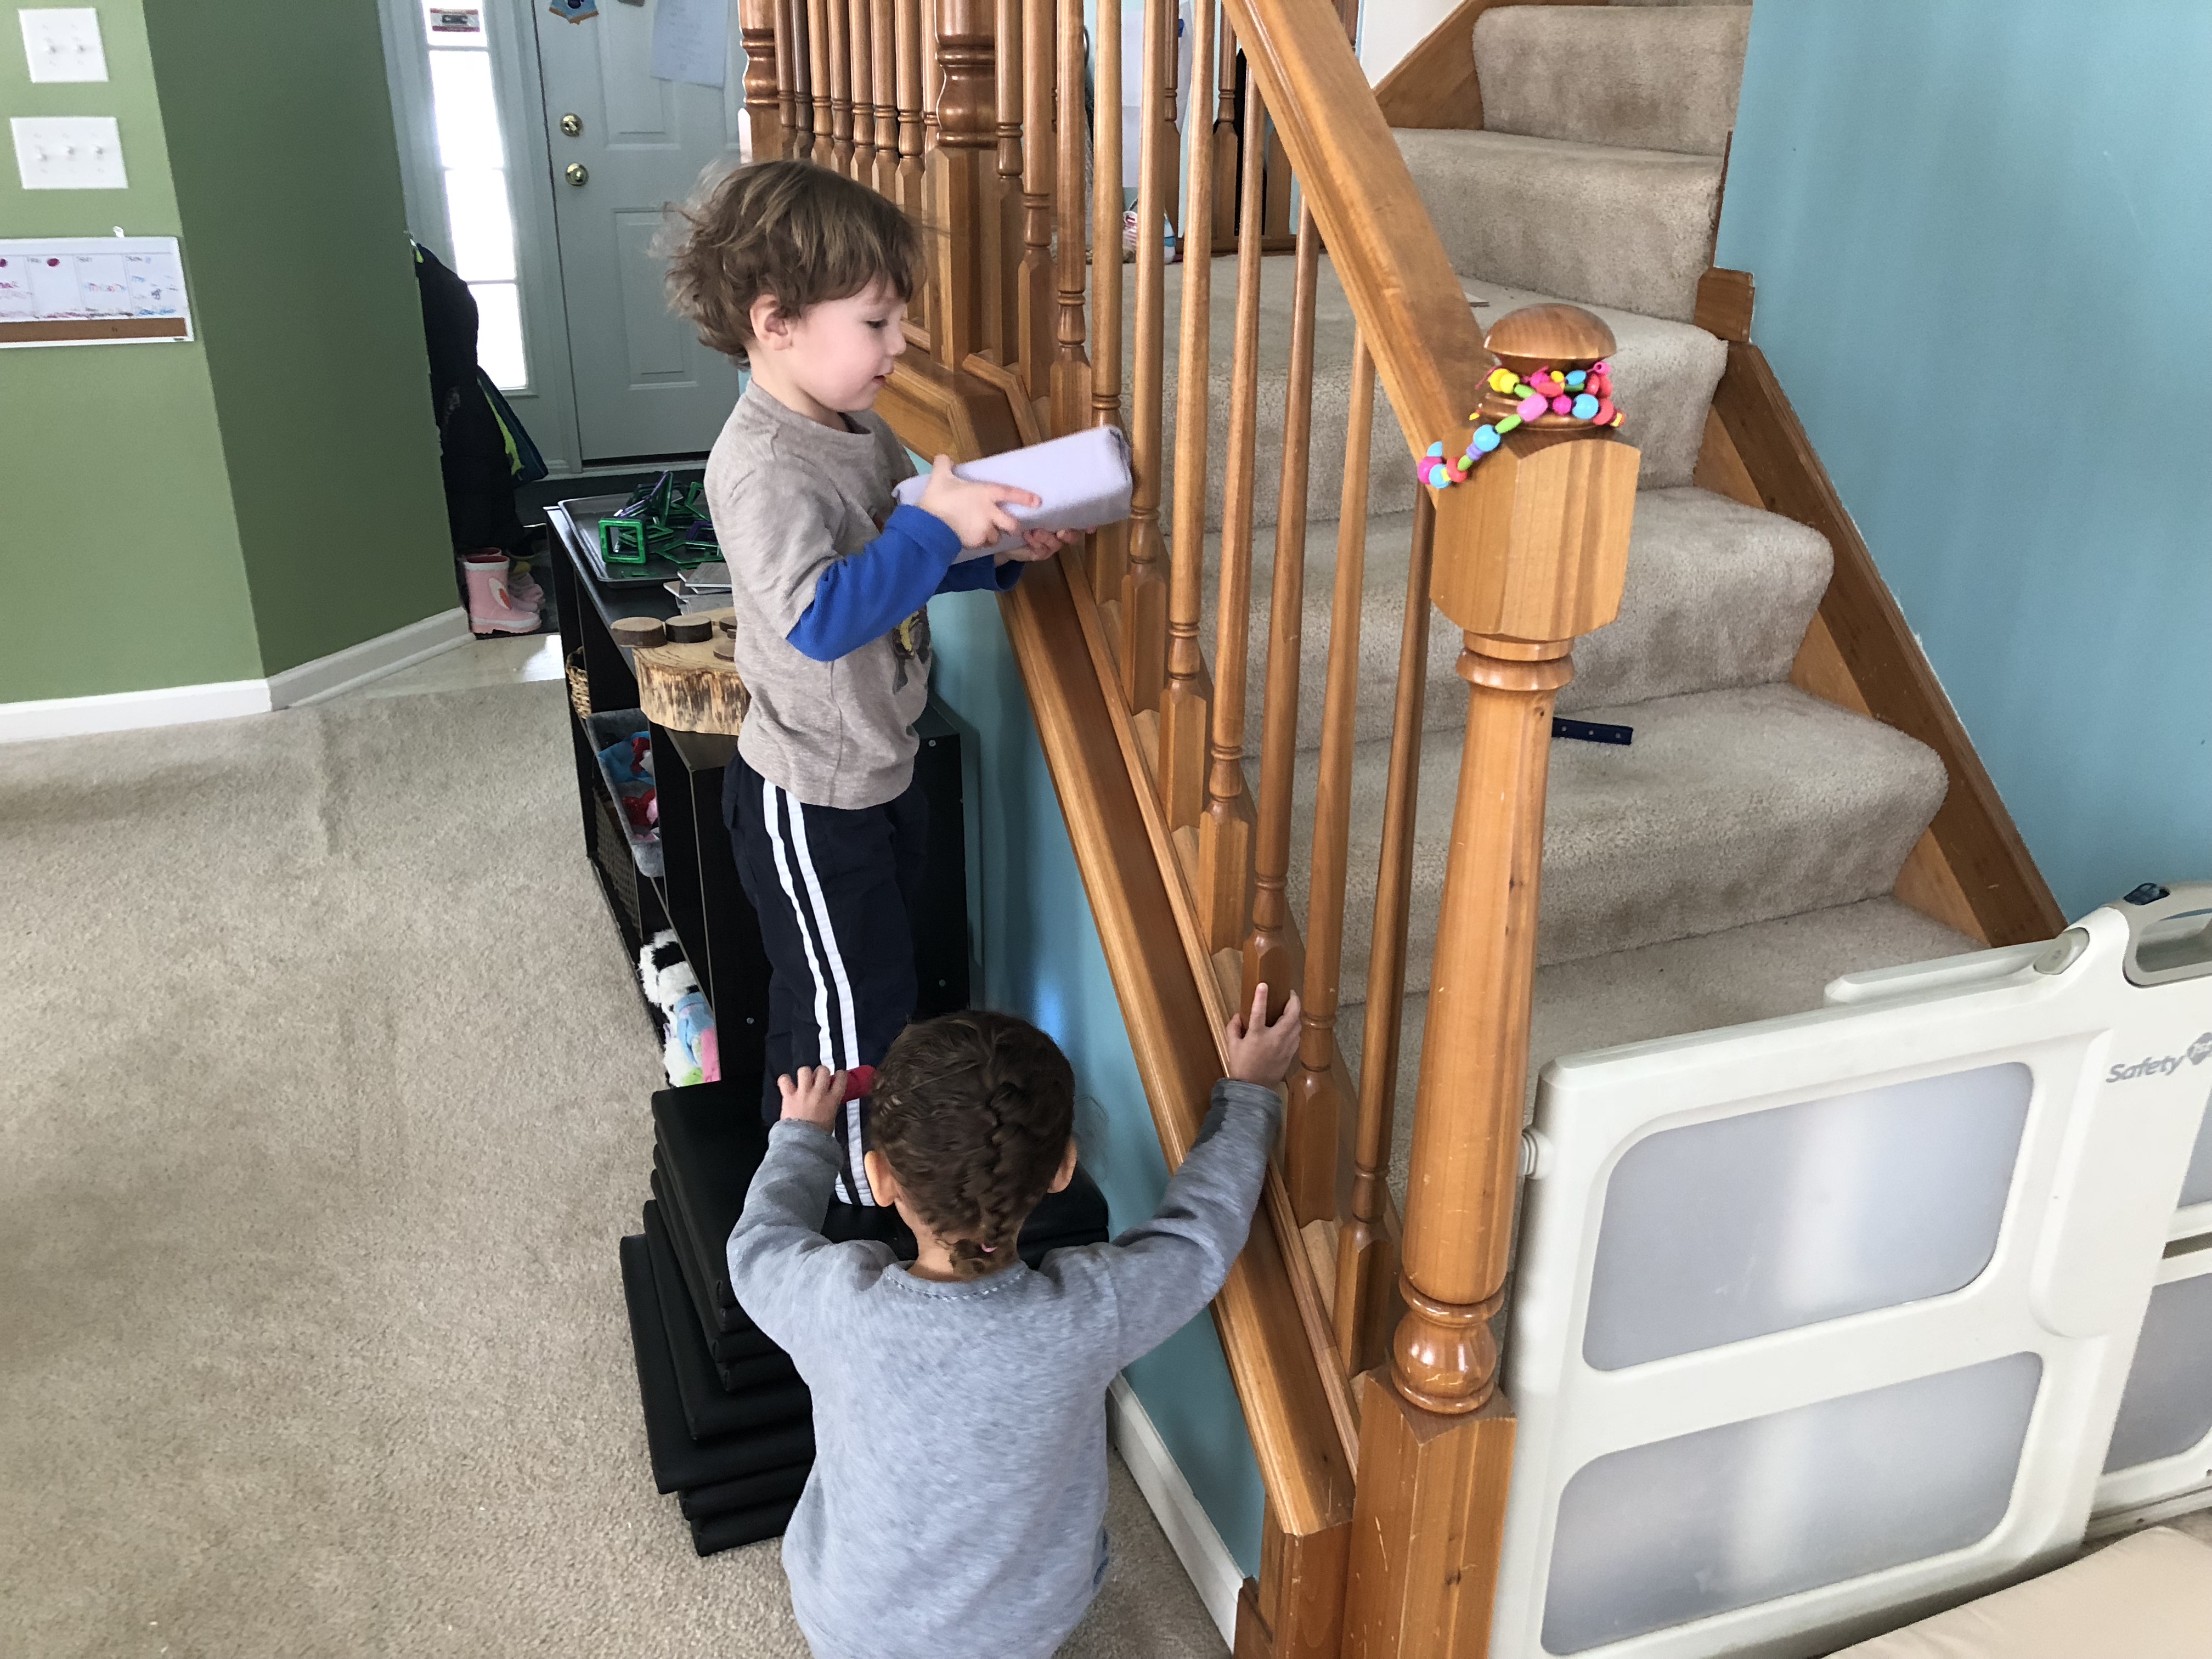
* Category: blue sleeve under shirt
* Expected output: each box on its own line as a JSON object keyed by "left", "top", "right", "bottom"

{"left": 784, "top": 503, "right": 1026, "bottom": 662}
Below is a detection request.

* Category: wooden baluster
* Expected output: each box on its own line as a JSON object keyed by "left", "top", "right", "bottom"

{"left": 742, "top": 0, "right": 783, "bottom": 161}
{"left": 927, "top": 0, "right": 995, "bottom": 371}
{"left": 851, "top": 0, "right": 879, "bottom": 182}
{"left": 1334, "top": 406, "right": 1425, "bottom": 1375}
{"left": 1048, "top": 0, "right": 1088, "bottom": 435}
{"left": 986, "top": 0, "right": 1023, "bottom": 358}
{"left": 1015, "top": 0, "right": 1055, "bottom": 400}
{"left": 871, "top": 0, "right": 898, "bottom": 192}
{"left": 1347, "top": 307, "right": 1640, "bottom": 1659}
{"left": 1155, "top": 0, "right": 1215, "bottom": 827}
{"left": 772, "top": 0, "right": 802, "bottom": 159}
{"left": 924, "top": 0, "right": 940, "bottom": 146}
{"left": 1193, "top": 83, "right": 1267, "bottom": 949}
{"left": 808, "top": 0, "right": 833, "bottom": 163}
{"left": 1158, "top": 0, "right": 1181, "bottom": 235}
{"left": 827, "top": 0, "right": 854, "bottom": 173}
{"left": 895, "top": 0, "right": 926, "bottom": 211}
{"left": 1262, "top": 116, "right": 1291, "bottom": 241}
{"left": 1117, "top": 0, "right": 1171, "bottom": 708}
{"left": 1086, "top": 0, "right": 1126, "bottom": 605}
{"left": 1244, "top": 201, "right": 1321, "bottom": 1195}
{"left": 1211, "top": 10, "right": 1237, "bottom": 255}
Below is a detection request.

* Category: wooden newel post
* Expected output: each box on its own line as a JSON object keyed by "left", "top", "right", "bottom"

{"left": 740, "top": 0, "right": 783, "bottom": 160}
{"left": 1344, "top": 304, "right": 1639, "bottom": 1659}
{"left": 927, "top": 0, "right": 996, "bottom": 372}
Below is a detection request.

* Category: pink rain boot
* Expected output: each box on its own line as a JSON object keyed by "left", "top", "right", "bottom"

{"left": 460, "top": 551, "right": 540, "bottom": 635}
{"left": 503, "top": 552, "right": 545, "bottom": 611}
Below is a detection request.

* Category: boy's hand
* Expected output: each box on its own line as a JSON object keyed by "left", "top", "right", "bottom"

{"left": 917, "top": 455, "right": 1040, "bottom": 550}
{"left": 1225, "top": 983, "right": 1302, "bottom": 1088}
{"left": 1000, "top": 526, "right": 1083, "bottom": 563}
{"left": 777, "top": 1066, "right": 849, "bottom": 1128}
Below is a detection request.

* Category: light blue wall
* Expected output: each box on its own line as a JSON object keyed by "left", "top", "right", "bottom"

{"left": 930, "top": 585, "right": 1266, "bottom": 1579}
{"left": 1716, "top": 2, "right": 2212, "bottom": 921}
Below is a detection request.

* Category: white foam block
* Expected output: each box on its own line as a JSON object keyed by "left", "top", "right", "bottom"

{"left": 896, "top": 425, "right": 1132, "bottom": 559}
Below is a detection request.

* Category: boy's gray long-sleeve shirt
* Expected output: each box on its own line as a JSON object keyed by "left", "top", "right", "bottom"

{"left": 726, "top": 1080, "right": 1283, "bottom": 1659}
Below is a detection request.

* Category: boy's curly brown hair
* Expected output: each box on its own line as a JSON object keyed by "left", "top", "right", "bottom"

{"left": 664, "top": 158, "right": 924, "bottom": 364}
{"left": 869, "top": 1011, "right": 1076, "bottom": 1279}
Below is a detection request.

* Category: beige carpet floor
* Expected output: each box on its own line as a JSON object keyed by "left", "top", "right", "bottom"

{"left": 0, "top": 680, "right": 1226, "bottom": 1659}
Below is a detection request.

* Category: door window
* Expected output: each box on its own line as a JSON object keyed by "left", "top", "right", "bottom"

{"left": 421, "top": 3, "right": 528, "bottom": 390}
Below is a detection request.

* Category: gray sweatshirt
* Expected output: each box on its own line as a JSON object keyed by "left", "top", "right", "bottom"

{"left": 704, "top": 382, "right": 927, "bottom": 810}
{"left": 726, "top": 1081, "right": 1283, "bottom": 1659}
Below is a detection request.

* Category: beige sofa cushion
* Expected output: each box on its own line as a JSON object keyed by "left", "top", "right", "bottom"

{"left": 1830, "top": 1527, "right": 2212, "bottom": 1658}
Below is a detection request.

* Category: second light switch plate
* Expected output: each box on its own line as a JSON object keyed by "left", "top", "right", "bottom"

{"left": 19, "top": 8, "right": 107, "bottom": 82}
{"left": 13, "top": 116, "right": 127, "bottom": 189}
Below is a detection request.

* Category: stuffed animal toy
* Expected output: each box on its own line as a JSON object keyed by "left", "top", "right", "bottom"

{"left": 637, "top": 931, "right": 719, "bottom": 1088}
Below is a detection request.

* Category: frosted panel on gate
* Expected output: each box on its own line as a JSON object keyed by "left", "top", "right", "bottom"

{"left": 1584, "top": 1063, "right": 2031, "bottom": 1369}
{"left": 2181, "top": 1090, "right": 2212, "bottom": 1209}
{"left": 2103, "top": 1271, "right": 2212, "bottom": 1472}
{"left": 1542, "top": 1353, "right": 2041, "bottom": 1655}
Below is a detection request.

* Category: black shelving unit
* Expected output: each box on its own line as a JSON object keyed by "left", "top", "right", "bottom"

{"left": 547, "top": 499, "right": 972, "bottom": 1077}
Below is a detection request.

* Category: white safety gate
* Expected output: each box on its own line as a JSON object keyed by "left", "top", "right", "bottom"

{"left": 1491, "top": 884, "right": 2212, "bottom": 1659}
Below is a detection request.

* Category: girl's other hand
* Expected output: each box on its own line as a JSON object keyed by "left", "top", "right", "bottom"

{"left": 777, "top": 1065, "right": 849, "bottom": 1127}
{"left": 1224, "top": 983, "right": 1302, "bottom": 1088}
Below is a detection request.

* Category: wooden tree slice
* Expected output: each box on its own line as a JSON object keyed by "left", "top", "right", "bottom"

{"left": 664, "top": 614, "right": 715, "bottom": 644}
{"left": 633, "top": 635, "right": 749, "bottom": 735}
{"left": 610, "top": 616, "right": 669, "bottom": 650}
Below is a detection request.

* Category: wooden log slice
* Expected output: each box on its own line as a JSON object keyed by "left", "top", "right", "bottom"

{"left": 633, "top": 637, "right": 751, "bottom": 735}
{"left": 664, "top": 614, "right": 715, "bottom": 644}
{"left": 611, "top": 616, "right": 669, "bottom": 650}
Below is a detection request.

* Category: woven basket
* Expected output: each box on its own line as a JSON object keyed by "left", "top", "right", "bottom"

{"left": 565, "top": 648, "right": 591, "bottom": 721}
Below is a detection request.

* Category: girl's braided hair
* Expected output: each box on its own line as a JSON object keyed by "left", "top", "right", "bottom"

{"left": 870, "top": 1011, "right": 1075, "bottom": 1279}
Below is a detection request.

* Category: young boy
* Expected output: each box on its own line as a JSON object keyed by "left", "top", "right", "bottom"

{"left": 727, "top": 986, "right": 1303, "bottom": 1659}
{"left": 667, "top": 161, "right": 1074, "bottom": 1205}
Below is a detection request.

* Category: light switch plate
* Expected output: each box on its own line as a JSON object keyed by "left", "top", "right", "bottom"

{"left": 19, "top": 8, "right": 106, "bottom": 82}
{"left": 12, "top": 116, "right": 127, "bottom": 189}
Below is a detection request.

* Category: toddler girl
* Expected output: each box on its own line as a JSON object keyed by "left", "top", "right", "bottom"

{"left": 725, "top": 987, "right": 1301, "bottom": 1659}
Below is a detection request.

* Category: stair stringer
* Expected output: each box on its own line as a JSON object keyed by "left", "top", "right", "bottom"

{"left": 998, "top": 552, "right": 1358, "bottom": 1657}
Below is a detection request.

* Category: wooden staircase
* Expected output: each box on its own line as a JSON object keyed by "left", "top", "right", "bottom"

{"left": 736, "top": 2, "right": 2059, "bottom": 1652}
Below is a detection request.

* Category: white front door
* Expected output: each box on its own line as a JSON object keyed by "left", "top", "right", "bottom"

{"left": 533, "top": 2, "right": 747, "bottom": 463}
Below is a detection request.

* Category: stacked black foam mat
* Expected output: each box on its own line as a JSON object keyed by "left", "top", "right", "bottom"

{"left": 622, "top": 1077, "right": 1114, "bottom": 1557}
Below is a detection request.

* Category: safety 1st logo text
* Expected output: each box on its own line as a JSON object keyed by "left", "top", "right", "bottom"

{"left": 2109, "top": 1032, "right": 2212, "bottom": 1082}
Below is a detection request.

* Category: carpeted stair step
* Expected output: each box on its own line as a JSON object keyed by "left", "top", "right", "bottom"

{"left": 1199, "top": 487, "right": 1832, "bottom": 752}
{"left": 1294, "top": 683, "right": 1951, "bottom": 1003}
{"left": 1333, "top": 898, "right": 1982, "bottom": 1207}
{"left": 1127, "top": 256, "right": 1725, "bottom": 545}
{"left": 1394, "top": 128, "right": 1722, "bottom": 323}
{"left": 1474, "top": 5, "right": 1750, "bottom": 157}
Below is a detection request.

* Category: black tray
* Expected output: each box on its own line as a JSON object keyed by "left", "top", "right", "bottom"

{"left": 554, "top": 494, "right": 695, "bottom": 589}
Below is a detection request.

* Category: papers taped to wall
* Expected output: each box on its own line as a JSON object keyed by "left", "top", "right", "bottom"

{"left": 0, "top": 236, "right": 189, "bottom": 347}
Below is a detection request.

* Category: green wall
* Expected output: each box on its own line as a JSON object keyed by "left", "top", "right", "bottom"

{"left": 143, "top": 0, "right": 455, "bottom": 678}
{"left": 0, "top": 0, "right": 454, "bottom": 703}
{"left": 0, "top": 0, "right": 261, "bottom": 700}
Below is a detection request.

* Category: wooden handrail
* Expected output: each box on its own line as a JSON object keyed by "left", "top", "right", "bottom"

{"left": 1220, "top": 0, "right": 1489, "bottom": 483}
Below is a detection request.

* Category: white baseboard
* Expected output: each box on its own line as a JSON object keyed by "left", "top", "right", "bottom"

{"left": 1108, "top": 1374, "right": 1245, "bottom": 1649}
{"left": 269, "top": 608, "right": 471, "bottom": 708}
{"left": 0, "top": 610, "right": 474, "bottom": 745}
{"left": 0, "top": 678, "right": 273, "bottom": 745}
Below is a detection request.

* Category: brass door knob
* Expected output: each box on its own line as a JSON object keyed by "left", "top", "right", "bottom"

{"left": 565, "top": 162, "right": 589, "bottom": 185}
{"left": 560, "top": 112, "right": 583, "bottom": 137}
